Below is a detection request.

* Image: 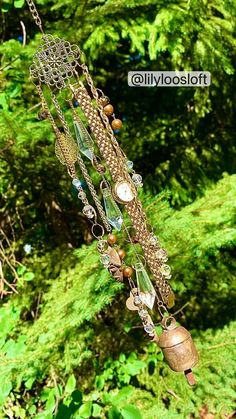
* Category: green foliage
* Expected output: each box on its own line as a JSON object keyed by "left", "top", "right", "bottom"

{"left": 0, "top": 297, "right": 235, "bottom": 417}
{"left": 95, "top": 352, "right": 147, "bottom": 389}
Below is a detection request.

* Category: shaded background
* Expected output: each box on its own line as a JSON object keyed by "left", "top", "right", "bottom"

{"left": 0, "top": 0, "right": 235, "bottom": 418}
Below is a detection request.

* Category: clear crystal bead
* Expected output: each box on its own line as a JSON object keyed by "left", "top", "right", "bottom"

{"left": 144, "top": 323, "right": 154, "bottom": 334}
{"left": 138, "top": 309, "right": 148, "bottom": 320}
{"left": 100, "top": 254, "right": 110, "bottom": 267}
{"left": 82, "top": 205, "right": 94, "bottom": 219}
{"left": 156, "top": 249, "right": 168, "bottom": 262}
{"left": 134, "top": 295, "right": 142, "bottom": 306}
{"left": 135, "top": 262, "right": 156, "bottom": 309}
{"left": 72, "top": 178, "right": 82, "bottom": 189}
{"left": 102, "top": 187, "right": 123, "bottom": 231}
{"left": 149, "top": 233, "right": 159, "bottom": 246}
{"left": 97, "top": 240, "right": 108, "bottom": 253}
{"left": 125, "top": 160, "right": 134, "bottom": 171}
{"left": 132, "top": 173, "right": 143, "bottom": 188}
{"left": 160, "top": 264, "right": 171, "bottom": 277}
{"left": 73, "top": 120, "right": 94, "bottom": 161}
{"left": 78, "top": 190, "right": 86, "bottom": 201}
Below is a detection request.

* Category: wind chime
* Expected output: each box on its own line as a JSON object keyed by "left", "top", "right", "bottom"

{"left": 25, "top": 0, "right": 198, "bottom": 385}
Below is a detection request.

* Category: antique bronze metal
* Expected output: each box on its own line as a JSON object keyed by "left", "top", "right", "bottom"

{"left": 158, "top": 317, "right": 199, "bottom": 385}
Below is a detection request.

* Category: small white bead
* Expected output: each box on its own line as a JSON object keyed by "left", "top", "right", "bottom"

{"left": 72, "top": 178, "right": 82, "bottom": 189}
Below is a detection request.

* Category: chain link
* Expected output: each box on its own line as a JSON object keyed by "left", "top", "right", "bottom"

{"left": 76, "top": 154, "right": 111, "bottom": 232}
{"left": 26, "top": 0, "right": 44, "bottom": 33}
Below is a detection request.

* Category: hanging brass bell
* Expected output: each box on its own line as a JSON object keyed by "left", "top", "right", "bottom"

{"left": 158, "top": 316, "right": 199, "bottom": 385}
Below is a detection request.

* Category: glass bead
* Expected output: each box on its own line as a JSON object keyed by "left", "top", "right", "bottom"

{"left": 82, "top": 205, "right": 94, "bottom": 219}
{"left": 102, "top": 187, "right": 123, "bottom": 231}
{"left": 73, "top": 120, "right": 94, "bottom": 161}
{"left": 125, "top": 160, "right": 134, "bottom": 171}
{"left": 78, "top": 191, "right": 86, "bottom": 200}
{"left": 156, "top": 248, "right": 168, "bottom": 262}
{"left": 149, "top": 233, "right": 159, "bottom": 246}
{"left": 135, "top": 262, "right": 156, "bottom": 309}
{"left": 138, "top": 309, "right": 148, "bottom": 320}
{"left": 97, "top": 240, "right": 109, "bottom": 253}
{"left": 23, "top": 244, "right": 32, "bottom": 254}
{"left": 132, "top": 173, "right": 143, "bottom": 188}
{"left": 160, "top": 264, "right": 171, "bottom": 277}
{"left": 72, "top": 178, "right": 82, "bottom": 189}
{"left": 134, "top": 295, "right": 142, "bottom": 306}
{"left": 100, "top": 254, "right": 110, "bottom": 267}
{"left": 144, "top": 323, "right": 154, "bottom": 334}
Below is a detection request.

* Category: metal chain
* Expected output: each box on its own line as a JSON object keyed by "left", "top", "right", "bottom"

{"left": 36, "top": 84, "right": 77, "bottom": 177}
{"left": 79, "top": 64, "right": 128, "bottom": 171}
{"left": 49, "top": 91, "right": 111, "bottom": 232}
{"left": 25, "top": 0, "right": 44, "bottom": 33}
{"left": 76, "top": 154, "right": 112, "bottom": 232}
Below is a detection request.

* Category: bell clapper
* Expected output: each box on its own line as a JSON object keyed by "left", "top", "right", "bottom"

{"left": 184, "top": 369, "right": 196, "bottom": 386}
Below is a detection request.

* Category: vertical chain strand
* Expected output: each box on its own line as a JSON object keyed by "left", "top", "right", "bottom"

{"left": 25, "top": 0, "right": 44, "bottom": 33}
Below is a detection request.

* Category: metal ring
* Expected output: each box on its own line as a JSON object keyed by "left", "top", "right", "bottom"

{"left": 161, "top": 316, "right": 176, "bottom": 330}
{"left": 91, "top": 223, "right": 105, "bottom": 239}
{"left": 157, "top": 302, "right": 169, "bottom": 318}
{"left": 100, "top": 180, "right": 110, "bottom": 192}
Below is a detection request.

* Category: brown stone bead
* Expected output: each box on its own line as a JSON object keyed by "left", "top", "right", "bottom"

{"left": 123, "top": 266, "right": 134, "bottom": 278}
{"left": 99, "top": 96, "right": 110, "bottom": 107}
{"left": 38, "top": 110, "right": 49, "bottom": 120}
{"left": 104, "top": 104, "right": 114, "bottom": 116}
{"left": 111, "top": 119, "right": 122, "bottom": 130}
{"left": 107, "top": 233, "right": 117, "bottom": 245}
{"left": 117, "top": 249, "right": 126, "bottom": 260}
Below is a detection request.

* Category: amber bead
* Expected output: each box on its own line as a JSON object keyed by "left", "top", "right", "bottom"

{"left": 99, "top": 96, "right": 110, "bottom": 107}
{"left": 111, "top": 119, "right": 122, "bottom": 130}
{"left": 107, "top": 234, "right": 117, "bottom": 245}
{"left": 104, "top": 104, "right": 114, "bottom": 116}
{"left": 117, "top": 249, "right": 126, "bottom": 260}
{"left": 123, "top": 266, "right": 133, "bottom": 278}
